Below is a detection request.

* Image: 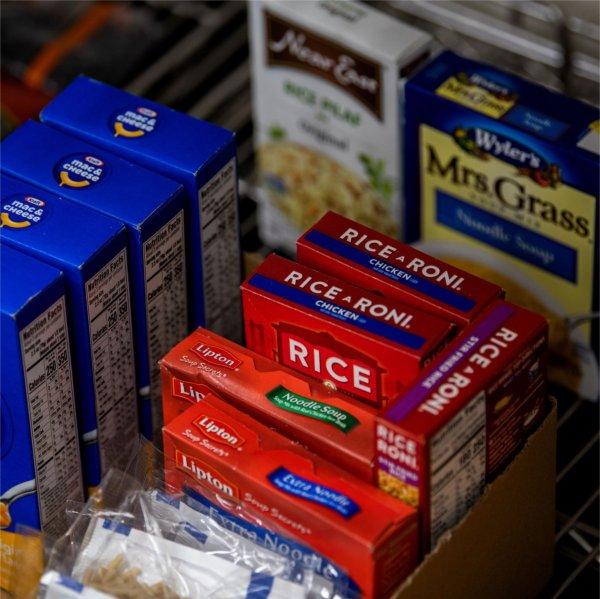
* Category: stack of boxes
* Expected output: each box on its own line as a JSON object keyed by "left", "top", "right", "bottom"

{"left": 0, "top": 81, "right": 242, "bottom": 534}
{"left": 2, "top": 122, "right": 188, "bottom": 442}
{"left": 159, "top": 207, "right": 549, "bottom": 596}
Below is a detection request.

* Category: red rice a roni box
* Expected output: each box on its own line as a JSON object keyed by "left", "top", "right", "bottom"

{"left": 376, "top": 300, "right": 547, "bottom": 550}
{"left": 297, "top": 211, "right": 503, "bottom": 328}
{"left": 241, "top": 254, "right": 454, "bottom": 406}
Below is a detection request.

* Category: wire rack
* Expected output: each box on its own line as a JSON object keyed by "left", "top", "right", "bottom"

{"left": 2, "top": 1, "right": 598, "bottom": 596}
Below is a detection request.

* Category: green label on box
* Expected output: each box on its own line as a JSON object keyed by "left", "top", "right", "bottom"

{"left": 265, "top": 385, "right": 360, "bottom": 433}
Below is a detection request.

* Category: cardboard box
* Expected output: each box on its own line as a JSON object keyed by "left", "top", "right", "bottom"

{"left": 0, "top": 245, "right": 84, "bottom": 537}
{"left": 1, "top": 120, "right": 189, "bottom": 440}
{"left": 161, "top": 327, "right": 378, "bottom": 482}
{"left": 392, "top": 399, "right": 556, "bottom": 599}
{"left": 40, "top": 75, "right": 243, "bottom": 341}
{"left": 297, "top": 211, "right": 504, "bottom": 328}
{"left": 0, "top": 174, "right": 137, "bottom": 489}
{"left": 376, "top": 300, "right": 548, "bottom": 551}
{"left": 241, "top": 253, "right": 454, "bottom": 406}
{"left": 404, "top": 50, "right": 599, "bottom": 399}
{"left": 163, "top": 400, "right": 419, "bottom": 599}
{"left": 249, "top": 0, "right": 432, "bottom": 250}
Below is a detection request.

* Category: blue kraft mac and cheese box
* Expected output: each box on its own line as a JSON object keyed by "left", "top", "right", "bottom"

{"left": 404, "top": 50, "right": 599, "bottom": 400}
{"left": 40, "top": 75, "right": 243, "bottom": 341}
{"left": 1, "top": 120, "right": 189, "bottom": 440}
{"left": 0, "top": 174, "right": 138, "bottom": 489}
{"left": 0, "top": 244, "right": 84, "bottom": 537}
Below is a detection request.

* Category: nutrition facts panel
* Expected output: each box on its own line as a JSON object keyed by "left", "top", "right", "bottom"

{"left": 85, "top": 249, "right": 137, "bottom": 474}
{"left": 20, "top": 296, "right": 83, "bottom": 536}
{"left": 200, "top": 158, "right": 242, "bottom": 341}
{"left": 143, "top": 209, "right": 188, "bottom": 428}
{"left": 429, "top": 391, "right": 486, "bottom": 547}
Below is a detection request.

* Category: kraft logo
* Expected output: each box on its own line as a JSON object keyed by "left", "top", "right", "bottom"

{"left": 137, "top": 107, "right": 157, "bottom": 118}
{"left": 25, "top": 196, "right": 45, "bottom": 207}
{"left": 191, "top": 343, "right": 242, "bottom": 370}
{"left": 193, "top": 415, "right": 245, "bottom": 448}
{"left": 85, "top": 156, "right": 104, "bottom": 167}
{"left": 175, "top": 450, "right": 239, "bottom": 498}
{"left": 171, "top": 378, "right": 211, "bottom": 405}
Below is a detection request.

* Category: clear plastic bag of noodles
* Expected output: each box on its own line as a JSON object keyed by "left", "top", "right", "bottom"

{"left": 39, "top": 440, "right": 349, "bottom": 599}
{"left": 135, "top": 439, "right": 350, "bottom": 598}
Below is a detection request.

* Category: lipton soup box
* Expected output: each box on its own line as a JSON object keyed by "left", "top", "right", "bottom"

{"left": 163, "top": 399, "right": 418, "bottom": 598}
{"left": 0, "top": 245, "right": 84, "bottom": 537}
{"left": 249, "top": 0, "right": 431, "bottom": 251}
{"left": 404, "top": 50, "right": 599, "bottom": 399}
{"left": 161, "top": 327, "right": 378, "bottom": 482}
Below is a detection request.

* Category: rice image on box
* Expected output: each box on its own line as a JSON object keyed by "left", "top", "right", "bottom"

{"left": 1, "top": 120, "right": 188, "bottom": 439}
{"left": 404, "top": 50, "right": 599, "bottom": 399}
{"left": 249, "top": 0, "right": 432, "bottom": 251}
{"left": 0, "top": 245, "right": 84, "bottom": 537}
{"left": 0, "top": 174, "right": 137, "bottom": 489}
{"left": 40, "top": 75, "right": 242, "bottom": 341}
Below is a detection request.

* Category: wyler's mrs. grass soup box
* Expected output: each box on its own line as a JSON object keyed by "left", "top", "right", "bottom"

{"left": 0, "top": 175, "right": 137, "bottom": 489}
{"left": 376, "top": 300, "right": 548, "bottom": 551}
{"left": 161, "top": 327, "right": 378, "bottom": 482}
{"left": 163, "top": 400, "right": 418, "bottom": 599}
{"left": 40, "top": 75, "right": 242, "bottom": 341}
{"left": 1, "top": 120, "right": 188, "bottom": 439}
{"left": 404, "top": 50, "right": 599, "bottom": 399}
{"left": 250, "top": 0, "right": 431, "bottom": 251}
{"left": 0, "top": 246, "right": 84, "bottom": 537}
{"left": 298, "top": 211, "right": 504, "bottom": 327}
{"left": 241, "top": 254, "right": 454, "bottom": 406}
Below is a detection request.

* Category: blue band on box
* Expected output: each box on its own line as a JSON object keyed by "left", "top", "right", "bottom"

{"left": 248, "top": 274, "right": 426, "bottom": 349}
{"left": 268, "top": 467, "right": 361, "bottom": 519}
{"left": 436, "top": 191, "right": 577, "bottom": 283}
{"left": 305, "top": 230, "right": 475, "bottom": 312}
{"left": 246, "top": 572, "right": 275, "bottom": 599}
